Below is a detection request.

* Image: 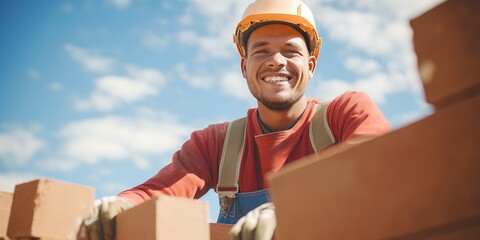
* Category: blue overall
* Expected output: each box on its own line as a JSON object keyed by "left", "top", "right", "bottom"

{"left": 217, "top": 189, "right": 271, "bottom": 224}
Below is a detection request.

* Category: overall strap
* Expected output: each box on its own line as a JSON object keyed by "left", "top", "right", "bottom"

{"left": 309, "top": 101, "right": 336, "bottom": 153}
{"left": 216, "top": 101, "right": 335, "bottom": 199}
{"left": 216, "top": 117, "right": 247, "bottom": 199}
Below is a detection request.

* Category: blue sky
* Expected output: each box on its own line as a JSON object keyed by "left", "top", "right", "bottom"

{"left": 0, "top": 0, "right": 442, "bottom": 221}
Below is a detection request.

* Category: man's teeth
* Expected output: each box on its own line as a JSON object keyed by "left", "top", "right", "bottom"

{"left": 264, "top": 76, "right": 289, "bottom": 83}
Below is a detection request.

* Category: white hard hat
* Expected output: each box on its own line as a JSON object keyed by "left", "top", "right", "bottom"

{"left": 234, "top": 0, "right": 322, "bottom": 58}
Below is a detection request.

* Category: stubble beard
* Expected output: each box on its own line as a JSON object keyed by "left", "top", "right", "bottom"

{"left": 247, "top": 73, "right": 308, "bottom": 111}
{"left": 255, "top": 94, "right": 302, "bottom": 111}
{"left": 249, "top": 80, "right": 308, "bottom": 111}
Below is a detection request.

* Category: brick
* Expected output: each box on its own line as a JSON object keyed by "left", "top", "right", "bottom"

{"left": 7, "top": 178, "right": 94, "bottom": 240}
{"left": 426, "top": 222, "right": 480, "bottom": 240}
{"left": 116, "top": 195, "right": 209, "bottom": 240}
{"left": 269, "top": 94, "right": 480, "bottom": 239}
{"left": 410, "top": 0, "right": 480, "bottom": 109}
{"left": 210, "top": 223, "right": 233, "bottom": 240}
{"left": 0, "top": 192, "right": 13, "bottom": 239}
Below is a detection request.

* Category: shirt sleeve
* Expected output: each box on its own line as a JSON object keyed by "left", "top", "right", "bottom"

{"left": 118, "top": 122, "right": 228, "bottom": 205}
{"left": 327, "top": 91, "right": 391, "bottom": 143}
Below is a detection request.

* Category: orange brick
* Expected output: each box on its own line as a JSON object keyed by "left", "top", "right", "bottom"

{"left": 210, "top": 223, "right": 233, "bottom": 240}
{"left": 427, "top": 223, "right": 480, "bottom": 240}
{"left": 7, "top": 178, "right": 94, "bottom": 240}
{"left": 269, "top": 94, "right": 480, "bottom": 239}
{"left": 410, "top": 0, "right": 480, "bottom": 109}
{"left": 116, "top": 195, "right": 209, "bottom": 240}
{"left": 0, "top": 192, "right": 13, "bottom": 239}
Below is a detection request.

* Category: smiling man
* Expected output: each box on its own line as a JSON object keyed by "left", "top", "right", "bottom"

{"left": 84, "top": 0, "right": 391, "bottom": 240}
{"left": 243, "top": 23, "right": 316, "bottom": 130}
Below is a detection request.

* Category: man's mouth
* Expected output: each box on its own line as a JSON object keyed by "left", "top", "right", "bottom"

{"left": 262, "top": 76, "right": 291, "bottom": 83}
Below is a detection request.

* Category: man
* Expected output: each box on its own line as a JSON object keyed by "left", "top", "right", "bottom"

{"left": 84, "top": 0, "right": 391, "bottom": 239}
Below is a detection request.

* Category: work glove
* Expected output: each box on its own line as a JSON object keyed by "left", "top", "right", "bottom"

{"left": 81, "top": 196, "right": 134, "bottom": 240}
{"left": 228, "top": 202, "right": 276, "bottom": 240}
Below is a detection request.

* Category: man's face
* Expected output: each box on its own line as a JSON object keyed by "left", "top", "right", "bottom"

{"left": 241, "top": 24, "right": 316, "bottom": 111}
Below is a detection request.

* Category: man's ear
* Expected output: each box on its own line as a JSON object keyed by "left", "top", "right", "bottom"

{"left": 308, "top": 55, "right": 317, "bottom": 79}
{"left": 241, "top": 57, "right": 247, "bottom": 79}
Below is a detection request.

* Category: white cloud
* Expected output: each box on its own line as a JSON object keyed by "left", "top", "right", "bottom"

{"left": 186, "top": 0, "right": 249, "bottom": 29}
{"left": 61, "top": 3, "right": 74, "bottom": 13}
{"left": 352, "top": 73, "right": 398, "bottom": 103}
{"left": 334, "top": 0, "right": 445, "bottom": 19}
{"left": 64, "top": 43, "right": 115, "bottom": 73}
{"left": 175, "top": 62, "right": 214, "bottom": 90}
{"left": 75, "top": 65, "right": 166, "bottom": 112}
{"left": 48, "top": 81, "right": 63, "bottom": 91}
{"left": 141, "top": 31, "right": 171, "bottom": 52}
{"left": 177, "top": 30, "right": 196, "bottom": 42}
{"left": 0, "top": 124, "right": 45, "bottom": 166}
{"left": 306, "top": 0, "right": 443, "bottom": 106}
{"left": 27, "top": 68, "right": 41, "bottom": 79}
{"left": 87, "top": 168, "right": 113, "bottom": 182}
{"left": 314, "top": 78, "right": 351, "bottom": 101}
{"left": 316, "top": 7, "right": 409, "bottom": 58}
{"left": 39, "top": 158, "right": 78, "bottom": 172}
{"left": 154, "top": 17, "right": 169, "bottom": 26}
{"left": 309, "top": 0, "right": 442, "bottom": 63}
{"left": 316, "top": 72, "right": 402, "bottom": 105}
{"left": 391, "top": 97, "right": 433, "bottom": 128}
{"left": 107, "top": 0, "right": 132, "bottom": 10}
{"left": 176, "top": 0, "right": 250, "bottom": 60}
{"left": 100, "top": 181, "right": 129, "bottom": 196}
{"left": 39, "top": 110, "right": 192, "bottom": 172}
{"left": 179, "top": 13, "right": 193, "bottom": 26}
{"left": 219, "top": 70, "right": 254, "bottom": 104}
{"left": 161, "top": 1, "right": 174, "bottom": 10}
{"left": 188, "top": 0, "right": 237, "bottom": 16}
{"left": 392, "top": 108, "right": 431, "bottom": 128}
{"left": 0, "top": 172, "right": 41, "bottom": 192}
{"left": 344, "top": 56, "right": 380, "bottom": 75}
{"left": 177, "top": 29, "right": 235, "bottom": 60}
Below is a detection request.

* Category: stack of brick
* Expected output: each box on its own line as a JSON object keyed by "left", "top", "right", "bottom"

{"left": 412, "top": 0, "right": 479, "bottom": 109}
{"left": 116, "top": 195, "right": 233, "bottom": 240}
{"left": 116, "top": 195, "right": 210, "bottom": 240}
{"left": 2, "top": 178, "right": 232, "bottom": 239}
{"left": 5, "top": 178, "right": 94, "bottom": 240}
{"left": 0, "top": 192, "right": 13, "bottom": 240}
{"left": 268, "top": 0, "right": 480, "bottom": 239}
{"left": 210, "top": 223, "right": 233, "bottom": 240}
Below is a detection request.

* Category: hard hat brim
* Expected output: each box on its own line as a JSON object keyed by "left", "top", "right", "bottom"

{"left": 234, "top": 13, "right": 321, "bottom": 58}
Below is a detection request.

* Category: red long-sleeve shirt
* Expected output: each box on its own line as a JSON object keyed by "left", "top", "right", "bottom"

{"left": 119, "top": 91, "right": 391, "bottom": 204}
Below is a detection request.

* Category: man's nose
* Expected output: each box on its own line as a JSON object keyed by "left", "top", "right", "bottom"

{"left": 266, "top": 52, "right": 287, "bottom": 68}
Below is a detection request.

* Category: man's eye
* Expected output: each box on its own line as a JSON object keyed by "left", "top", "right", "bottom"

{"left": 284, "top": 50, "right": 302, "bottom": 57}
{"left": 253, "top": 49, "right": 268, "bottom": 55}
